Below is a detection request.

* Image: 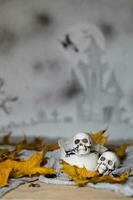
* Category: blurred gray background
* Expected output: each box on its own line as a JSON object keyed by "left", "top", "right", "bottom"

{"left": 0, "top": 0, "right": 133, "bottom": 139}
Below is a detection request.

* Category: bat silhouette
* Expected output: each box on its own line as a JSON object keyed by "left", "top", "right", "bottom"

{"left": 60, "top": 34, "right": 79, "bottom": 53}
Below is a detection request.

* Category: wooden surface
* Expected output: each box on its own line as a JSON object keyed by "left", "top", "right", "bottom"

{"left": 1, "top": 181, "right": 133, "bottom": 200}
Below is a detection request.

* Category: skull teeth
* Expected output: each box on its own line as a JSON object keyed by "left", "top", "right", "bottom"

{"left": 98, "top": 164, "right": 108, "bottom": 174}
{"left": 98, "top": 167, "right": 105, "bottom": 174}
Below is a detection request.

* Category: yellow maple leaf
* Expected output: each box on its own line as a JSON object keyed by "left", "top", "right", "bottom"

{"left": 0, "top": 168, "right": 12, "bottom": 187}
{"left": 15, "top": 137, "right": 59, "bottom": 153}
{"left": 61, "top": 161, "right": 130, "bottom": 186}
{"left": 15, "top": 136, "right": 43, "bottom": 152}
{"left": 15, "top": 136, "right": 27, "bottom": 152}
{"left": 62, "top": 161, "right": 99, "bottom": 186}
{"left": 114, "top": 144, "right": 127, "bottom": 159}
{"left": 42, "top": 144, "right": 59, "bottom": 155}
{"left": 0, "top": 160, "right": 14, "bottom": 187}
{"left": 90, "top": 129, "right": 108, "bottom": 145}
{"left": 11, "top": 152, "right": 55, "bottom": 178}
{"left": 1, "top": 132, "right": 11, "bottom": 145}
{"left": 0, "top": 151, "right": 55, "bottom": 187}
{"left": 0, "top": 148, "right": 20, "bottom": 162}
{"left": 0, "top": 149, "right": 10, "bottom": 160}
{"left": 25, "top": 137, "right": 44, "bottom": 151}
{"left": 88, "top": 171, "right": 130, "bottom": 184}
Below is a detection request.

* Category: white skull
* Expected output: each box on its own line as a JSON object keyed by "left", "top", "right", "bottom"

{"left": 73, "top": 132, "right": 93, "bottom": 155}
{"left": 97, "top": 151, "right": 120, "bottom": 175}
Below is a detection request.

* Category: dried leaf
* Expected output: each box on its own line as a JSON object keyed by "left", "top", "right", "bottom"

{"left": 62, "top": 161, "right": 99, "bottom": 186}
{"left": 0, "top": 149, "right": 10, "bottom": 159}
{"left": 88, "top": 171, "right": 130, "bottom": 184}
{"left": 0, "top": 168, "right": 12, "bottom": 187}
{"left": 91, "top": 129, "right": 108, "bottom": 145}
{"left": 0, "top": 149, "right": 18, "bottom": 161}
{"left": 11, "top": 152, "right": 55, "bottom": 178}
{"left": 0, "top": 151, "right": 56, "bottom": 187}
{"left": 15, "top": 137, "right": 58, "bottom": 152}
{"left": 0, "top": 160, "right": 14, "bottom": 187}
{"left": 26, "top": 137, "right": 44, "bottom": 151}
{"left": 114, "top": 144, "right": 127, "bottom": 159}
{"left": 61, "top": 161, "right": 130, "bottom": 186}
{"left": 2, "top": 132, "right": 11, "bottom": 145}
{"left": 0, "top": 140, "right": 59, "bottom": 163}
{"left": 15, "top": 136, "right": 27, "bottom": 152}
{"left": 42, "top": 144, "right": 59, "bottom": 155}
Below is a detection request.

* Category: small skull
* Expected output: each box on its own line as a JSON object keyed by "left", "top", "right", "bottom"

{"left": 73, "top": 132, "right": 93, "bottom": 155}
{"left": 97, "top": 151, "right": 120, "bottom": 175}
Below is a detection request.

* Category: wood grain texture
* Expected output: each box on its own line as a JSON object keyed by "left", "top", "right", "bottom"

{"left": 1, "top": 182, "right": 133, "bottom": 200}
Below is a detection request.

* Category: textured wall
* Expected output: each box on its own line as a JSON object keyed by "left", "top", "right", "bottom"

{"left": 0, "top": 0, "right": 133, "bottom": 139}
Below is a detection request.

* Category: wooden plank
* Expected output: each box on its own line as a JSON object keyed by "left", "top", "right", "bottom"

{"left": 1, "top": 182, "right": 133, "bottom": 200}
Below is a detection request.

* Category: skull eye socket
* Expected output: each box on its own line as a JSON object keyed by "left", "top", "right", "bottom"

{"left": 74, "top": 139, "right": 80, "bottom": 144}
{"left": 108, "top": 160, "right": 113, "bottom": 166}
{"left": 82, "top": 138, "right": 88, "bottom": 143}
{"left": 100, "top": 156, "right": 105, "bottom": 161}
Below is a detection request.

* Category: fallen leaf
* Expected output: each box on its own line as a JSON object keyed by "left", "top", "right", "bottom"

{"left": 0, "top": 160, "right": 14, "bottom": 187}
{"left": 25, "top": 137, "right": 44, "bottom": 151}
{"left": 0, "top": 149, "right": 19, "bottom": 162}
{"left": 11, "top": 152, "right": 55, "bottom": 178}
{"left": 88, "top": 171, "right": 130, "bottom": 184}
{"left": 1, "top": 132, "right": 11, "bottom": 145}
{"left": 62, "top": 161, "right": 99, "bottom": 186}
{"left": 114, "top": 144, "right": 127, "bottom": 159}
{"left": 42, "top": 144, "right": 59, "bottom": 155}
{"left": 0, "top": 151, "right": 55, "bottom": 187}
{"left": 15, "top": 136, "right": 27, "bottom": 152}
{"left": 61, "top": 161, "right": 130, "bottom": 186}
{"left": 0, "top": 168, "right": 12, "bottom": 187}
{"left": 91, "top": 129, "right": 108, "bottom": 145}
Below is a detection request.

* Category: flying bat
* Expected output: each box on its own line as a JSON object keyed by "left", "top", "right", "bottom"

{"left": 60, "top": 34, "right": 79, "bottom": 53}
